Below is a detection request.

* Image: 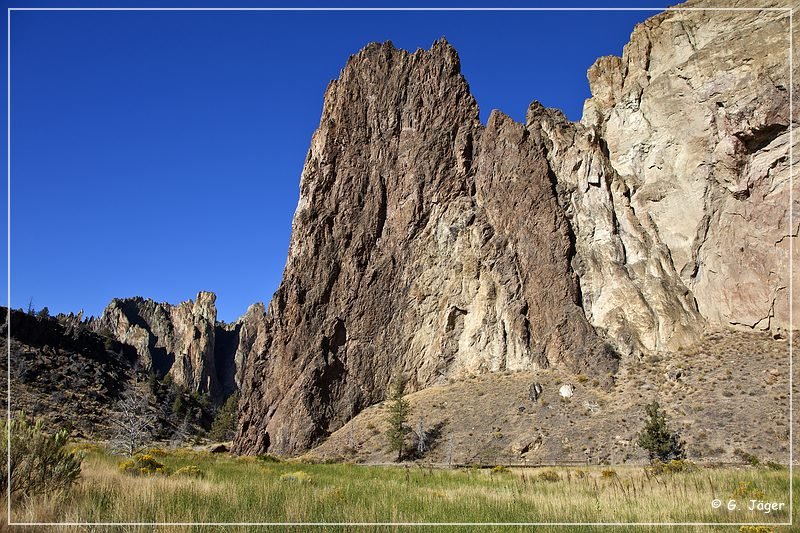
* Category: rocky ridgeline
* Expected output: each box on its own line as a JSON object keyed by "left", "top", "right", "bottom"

{"left": 87, "top": 292, "right": 267, "bottom": 404}
{"left": 233, "top": 0, "right": 797, "bottom": 455}
{"left": 1, "top": 307, "right": 137, "bottom": 435}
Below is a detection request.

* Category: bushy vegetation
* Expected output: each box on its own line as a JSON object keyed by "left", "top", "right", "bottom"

{"left": 734, "top": 448, "right": 760, "bottom": 466}
{"left": 637, "top": 401, "right": 685, "bottom": 463}
{"left": 119, "top": 453, "right": 168, "bottom": 476}
{"left": 118, "top": 452, "right": 205, "bottom": 479}
{"left": 646, "top": 459, "right": 697, "bottom": 476}
{"left": 0, "top": 414, "right": 82, "bottom": 501}
{"left": 173, "top": 465, "right": 203, "bottom": 478}
{"left": 210, "top": 391, "right": 240, "bottom": 441}
{"left": 538, "top": 470, "right": 560, "bottom": 482}
{"left": 279, "top": 471, "right": 312, "bottom": 483}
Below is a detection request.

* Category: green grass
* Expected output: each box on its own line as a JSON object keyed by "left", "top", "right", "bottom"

{"left": 9, "top": 447, "right": 798, "bottom": 532}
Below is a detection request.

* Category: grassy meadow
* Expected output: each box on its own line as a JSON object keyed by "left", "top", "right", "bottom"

{"left": 5, "top": 445, "right": 797, "bottom": 532}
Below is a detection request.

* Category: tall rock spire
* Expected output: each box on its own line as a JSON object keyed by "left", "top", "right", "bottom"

{"left": 234, "top": 39, "right": 615, "bottom": 455}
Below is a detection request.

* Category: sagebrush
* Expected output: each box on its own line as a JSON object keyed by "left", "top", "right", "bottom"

{"left": 0, "top": 414, "right": 82, "bottom": 500}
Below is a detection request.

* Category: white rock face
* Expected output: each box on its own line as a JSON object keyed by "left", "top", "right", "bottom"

{"left": 581, "top": 0, "right": 798, "bottom": 338}
{"left": 528, "top": 0, "right": 798, "bottom": 356}
{"left": 530, "top": 104, "right": 705, "bottom": 355}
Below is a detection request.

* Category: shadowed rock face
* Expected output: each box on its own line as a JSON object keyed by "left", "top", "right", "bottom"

{"left": 233, "top": 40, "right": 617, "bottom": 455}
{"left": 91, "top": 292, "right": 266, "bottom": 404}
{"left": 91, "top": 292, "right": 222, "bottom": 399}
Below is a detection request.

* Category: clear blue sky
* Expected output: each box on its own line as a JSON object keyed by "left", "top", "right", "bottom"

{"left": 2, "top": 1, "right": 664, "bottom": 322}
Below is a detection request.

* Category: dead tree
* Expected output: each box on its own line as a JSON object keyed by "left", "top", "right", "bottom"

{"left": 415, "top": 417, "right": 428, "bottom": 455}
{"left": 446, "top": 434, "right": 454, "bottom": 467}
{"left": 170, "top": 414, "right": 192, "bottom": 448}
{"left": 109, "top": 385, "right": 156, "bottom": 456}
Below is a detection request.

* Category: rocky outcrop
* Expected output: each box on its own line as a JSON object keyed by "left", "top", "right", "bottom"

{"left": 579, "top": 0, "right": 797, "bottom": 337}
{"left": 234, "top": 40, "right": 618, "bottom": 455}
{"left": 217, "top": 303, "right": 270, "bottom": 397}
{"left": 530, "top": 103, "right": 705, "bottom": 355}
{"left": 91, "top": 291, "right": 261, "bottom": 403}
{"left": 235, "top": 1, "right": 797, "bottom": 455}
{"left": 1, "top": 307, "right": 137, "bottom": 436}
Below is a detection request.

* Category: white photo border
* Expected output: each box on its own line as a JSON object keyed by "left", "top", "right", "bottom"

{"left": 5, "top": 4, "right": 795, "bottom": 528}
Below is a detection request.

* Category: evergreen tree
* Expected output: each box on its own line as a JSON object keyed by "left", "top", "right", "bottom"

{"left": 637, "top": 401, "right": 685, "bottom": 463}
{"left": 209, "top": 391, "right": 240, "bottom": 441}
{"left": 386, "top": 377, "right": 412, "bottom": 462}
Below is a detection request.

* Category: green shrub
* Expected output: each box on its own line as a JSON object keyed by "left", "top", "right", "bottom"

{"left": 0, "top": 415, "right": 83, "bottom": 501}
{"left": 173, "top": 465, "right": 203, "bottom": 478}
{"left": 733, "top": 448, "right": 759, "bottom": 466}
{"left": 637, "top": 401, "right": 685, "bottom": 463}
{"left": 172, "top": 396, "right": 187, "bottom": 418}
{"left": 210, "top": 391, "right": 240, "bottom": 441}
{"left": 647, "top": 459, "right": 697, "bottom": 475}
{"left": 280, "top": 471, "right": 312, "bottom": 483}
{"left": 190, "top": 391, "right": 211, "bottom": 410}
{"left": 765, "top": 461, "right": 785, "bottom": 470}
{"left": 538, "top": 471, "right": 559, "bottom": 482}
{"left": 119, "top": 453, "right": 169, "bottom": 476}
{"left": 491, "top": 465, "right": 510, "bottom": 474}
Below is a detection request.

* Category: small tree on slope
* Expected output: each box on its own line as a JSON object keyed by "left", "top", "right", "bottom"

{"left": 637, "top": 401, "right": 685, "bottom": 463}
{"left": 386, "top": 377, "right": 412, "bottom": 462}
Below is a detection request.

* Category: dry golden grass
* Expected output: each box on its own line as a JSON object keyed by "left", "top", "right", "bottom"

{"left": 4, "top": 448, "right": 796, "bottom": 532}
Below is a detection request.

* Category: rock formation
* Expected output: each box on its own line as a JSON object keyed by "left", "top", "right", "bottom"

{"left": 577, "top": 0, "right": 796, "bottom": 341}
{"left": 90, "top": 291, "right": 261, "bottom": 403}
{"left": 234, "top": 40, "right": 620, "bottom": 455}
{"left": 1, "top": 307, "right": 138, "bottom": 436}
{"left": 230, "top": 0, "right": 796, "bottom": 455}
